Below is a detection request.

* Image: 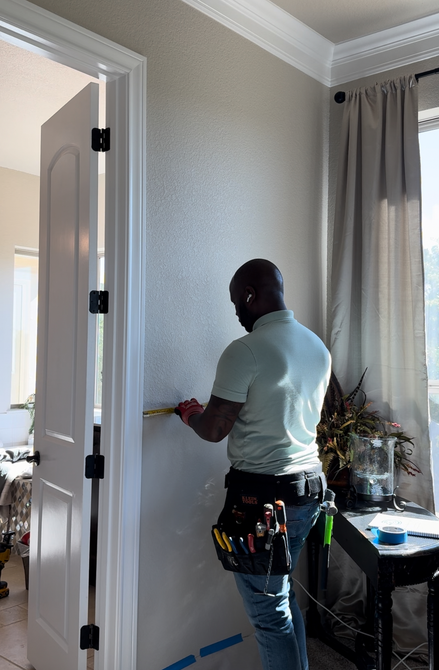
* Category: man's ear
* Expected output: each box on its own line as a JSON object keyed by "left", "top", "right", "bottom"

{"left": 245, "top": 286, "right": 255, "bottom": 304}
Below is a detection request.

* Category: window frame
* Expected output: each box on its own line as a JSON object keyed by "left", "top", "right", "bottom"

{"left": 419, "top": 112, "right": 439, "bottom": 399}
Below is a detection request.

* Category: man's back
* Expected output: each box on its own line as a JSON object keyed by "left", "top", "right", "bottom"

{"left": 212, "top": 310, "right": 331, "bottom": 475}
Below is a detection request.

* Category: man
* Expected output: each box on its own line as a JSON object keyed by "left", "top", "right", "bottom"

{"left": 176, "top": 259, "right": 331, "bottom": 670}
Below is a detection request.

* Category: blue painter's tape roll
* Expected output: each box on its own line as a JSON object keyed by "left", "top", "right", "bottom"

{"left": 200, "top": 634, "right": 243, "bottom": 657}
{"left": 377, "top": 526, "right": 407, "bottom": 544}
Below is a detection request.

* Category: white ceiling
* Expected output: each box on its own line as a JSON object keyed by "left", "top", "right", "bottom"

{"left": 269, "top": 0, "right": 439, "bottom": 44}
{"left": 0, "top": 39, "right": 105, "bottom": 176}
{"left": 1, "top": 0, "right": 439, "bottom": 175}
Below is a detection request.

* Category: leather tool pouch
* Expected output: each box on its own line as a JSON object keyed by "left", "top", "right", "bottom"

{"left": 211, "top": 470, "right": 291, "bottom": 576}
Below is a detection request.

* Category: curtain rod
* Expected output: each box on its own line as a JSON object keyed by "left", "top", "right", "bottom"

{"left": 334, "top": 67, "right": 439, "bottom": 103}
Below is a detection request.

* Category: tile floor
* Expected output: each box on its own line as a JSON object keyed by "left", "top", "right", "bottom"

{"left": 0, "top": 554, "right": 94, "bottom": 670}
{"left": 1, "top": 552, "right": 428, "bottom": 670}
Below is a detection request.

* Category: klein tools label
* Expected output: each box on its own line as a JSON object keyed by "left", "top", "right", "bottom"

{"left": 241, "top": 495, "right": 259, "bottom": 505}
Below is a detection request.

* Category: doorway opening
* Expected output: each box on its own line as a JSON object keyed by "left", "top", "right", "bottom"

{"left": 0, "top": 37, "right": 106, "bottom": 670}
{"left": 0, "top": 3, "right": 145, "bottom": 670}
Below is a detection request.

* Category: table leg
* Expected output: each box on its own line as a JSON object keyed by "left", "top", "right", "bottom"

{"left": 375, "top": 586, "right": 393, "bottom": 670}
{"left": 428, "top": 569, "right": 439, "bottom": 670}
{"left": 355, "top": 578, "right": 375, "bottom": 663}
{"left": 306, "top": 525, "right": 321, "bottom": 636}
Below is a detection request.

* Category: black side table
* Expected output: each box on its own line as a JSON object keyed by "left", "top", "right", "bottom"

{"left": 307, "top": 500, "right": 439, "bottom": 670}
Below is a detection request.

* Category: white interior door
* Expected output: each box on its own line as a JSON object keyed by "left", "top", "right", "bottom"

{"left": 27, "top": 83, "right": 99, "bottom": 670}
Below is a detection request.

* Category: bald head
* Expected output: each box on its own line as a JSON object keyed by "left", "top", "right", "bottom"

{"left": 232, "top": 259, "right": 284, "bottom": 295}
{"left": 229, "top": 259, "right": 287, "bottom": 332}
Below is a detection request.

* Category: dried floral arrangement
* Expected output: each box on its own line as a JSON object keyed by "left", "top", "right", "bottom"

{"left": 316, "top": 370, "right": 421, "bottom": 478}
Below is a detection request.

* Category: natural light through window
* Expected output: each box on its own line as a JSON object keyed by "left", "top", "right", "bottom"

{"left": 11, "top": 251, "right": 38, "bottom": 406}
{"left": 419, "top": 118, "right": 439, "bottom": 503}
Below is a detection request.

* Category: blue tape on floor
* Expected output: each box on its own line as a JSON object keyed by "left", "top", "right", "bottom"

{"left": 200, "top": 633, "right": 243, "bottom": 657}
{"left": 162, "top": 655, "right": 197, "bottom": 670}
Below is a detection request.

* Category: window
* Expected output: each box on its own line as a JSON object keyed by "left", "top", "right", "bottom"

{"left": 11, "top": 250, "right": 39, "bottom": 406}
{"left": 419, "top": 115, "right": 439, "bottom": 505}
{"left": 11, "top": 249, "right": 104, "bottom": 414}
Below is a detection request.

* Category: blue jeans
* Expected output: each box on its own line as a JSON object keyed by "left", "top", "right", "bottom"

{"left": 234, "top": 498, "right": 320, "bottom": 670}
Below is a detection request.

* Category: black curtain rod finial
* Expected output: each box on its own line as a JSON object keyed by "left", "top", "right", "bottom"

{"left": 334, "top": 91, "right": 346, "bottom": 104}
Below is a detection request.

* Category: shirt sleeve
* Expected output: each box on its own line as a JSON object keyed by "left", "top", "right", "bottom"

{"left": 211, "top": 340, "right": 256, "bottom": 403}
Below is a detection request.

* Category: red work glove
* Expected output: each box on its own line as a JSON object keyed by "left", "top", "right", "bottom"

{"left": 175, "top": 398, "right": 204, "bottom": 426}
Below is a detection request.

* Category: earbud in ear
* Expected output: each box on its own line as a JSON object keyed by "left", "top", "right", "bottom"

{"left": 246, "top": 294, "right": 252, "bottom": 303}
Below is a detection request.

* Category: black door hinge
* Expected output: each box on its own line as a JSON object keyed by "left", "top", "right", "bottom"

{"left": 91, "top": 127, "right": 110, "bottom": 152}
{"left": 85, "top": 454, "right": 105, "bottom": 480}
{"left": 89, "top": 290, "right": 109, "bottom": 314}
{"left": 80, "top": 624, "right": 100, "bottom": 650}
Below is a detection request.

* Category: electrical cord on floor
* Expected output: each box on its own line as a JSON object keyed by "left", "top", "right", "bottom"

{"left": 294, "top": 578, "right": 374, "bottom": 639}
{"left": 392, "top": 644, "right": 429, "bottom": 670}
{"left": 294, "top": 578, "right": 428, "bottom": 670}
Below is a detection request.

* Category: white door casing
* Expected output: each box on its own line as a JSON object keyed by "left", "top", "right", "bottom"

{"left": 0, "top": 2, "right": 146, "bottom": 670}
{"left": 28, "top": 83, "right": 99, "bottom": 670}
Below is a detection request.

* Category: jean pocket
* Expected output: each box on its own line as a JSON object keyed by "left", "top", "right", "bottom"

{"left": 285, "top": 502, "right": 320, "bottom": 539}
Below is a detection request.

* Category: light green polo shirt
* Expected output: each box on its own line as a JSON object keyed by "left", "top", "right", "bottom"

{"left": 211, "top": 310, "right": 331, "bottom": 475}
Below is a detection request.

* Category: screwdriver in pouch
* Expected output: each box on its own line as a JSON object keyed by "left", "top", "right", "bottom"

{"left": 275, "top": 500, "right": 287, "bottom": 533}
{"left": 239, "top": 537, "right": 249, "bottom": 554}
{"left": 264, "top": 504, "right": 273, "bottom": 531}
{"left": 247, "top": 534, "right": 256, "bottom": 553}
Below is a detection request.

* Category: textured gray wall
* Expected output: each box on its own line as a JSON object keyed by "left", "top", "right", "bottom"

{"left": 26, "top": 1, "right": 329, "bottom": 667}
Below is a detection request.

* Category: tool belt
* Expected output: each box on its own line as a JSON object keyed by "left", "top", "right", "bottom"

{"left": 212, "top": 466, "right": 325, "bottom": 576}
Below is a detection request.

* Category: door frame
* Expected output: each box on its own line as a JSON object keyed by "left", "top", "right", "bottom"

{"left": 0, "top": 2, "right": 146, "bottom": 669}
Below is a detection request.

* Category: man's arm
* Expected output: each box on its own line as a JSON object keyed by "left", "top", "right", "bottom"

{"left": 185, "top": 394, "right": 244, "bottom": 443}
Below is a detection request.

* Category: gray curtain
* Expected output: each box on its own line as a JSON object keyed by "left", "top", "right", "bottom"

{"left": 330, "top": 75, "right": 433, "bottom": 511}
{"left": 327, "top": 75, "right": 433, "bottom": 658}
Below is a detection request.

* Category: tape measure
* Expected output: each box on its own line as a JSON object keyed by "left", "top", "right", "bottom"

{"left": 377, "top": 526, "right": 408, "bottom": 544}
{"left": 143, "top": 403, "right": 208, "bottom": 417}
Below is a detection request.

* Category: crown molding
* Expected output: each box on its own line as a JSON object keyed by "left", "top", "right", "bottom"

{"left": 331, "top": 14, "right": 439, "bottom": 86}
{"left": 180, "top": 0, "right": 333, "bottom": 85}
{"left": 0, "top": 0, "right": 143, "bottom": 76}
{"left": 181, "top": 0, "right": 439, "bottom": 87}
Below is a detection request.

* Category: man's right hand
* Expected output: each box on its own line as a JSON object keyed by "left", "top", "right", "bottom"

{"left": 175, "top": 398, "right": 205, "bottom": 425}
